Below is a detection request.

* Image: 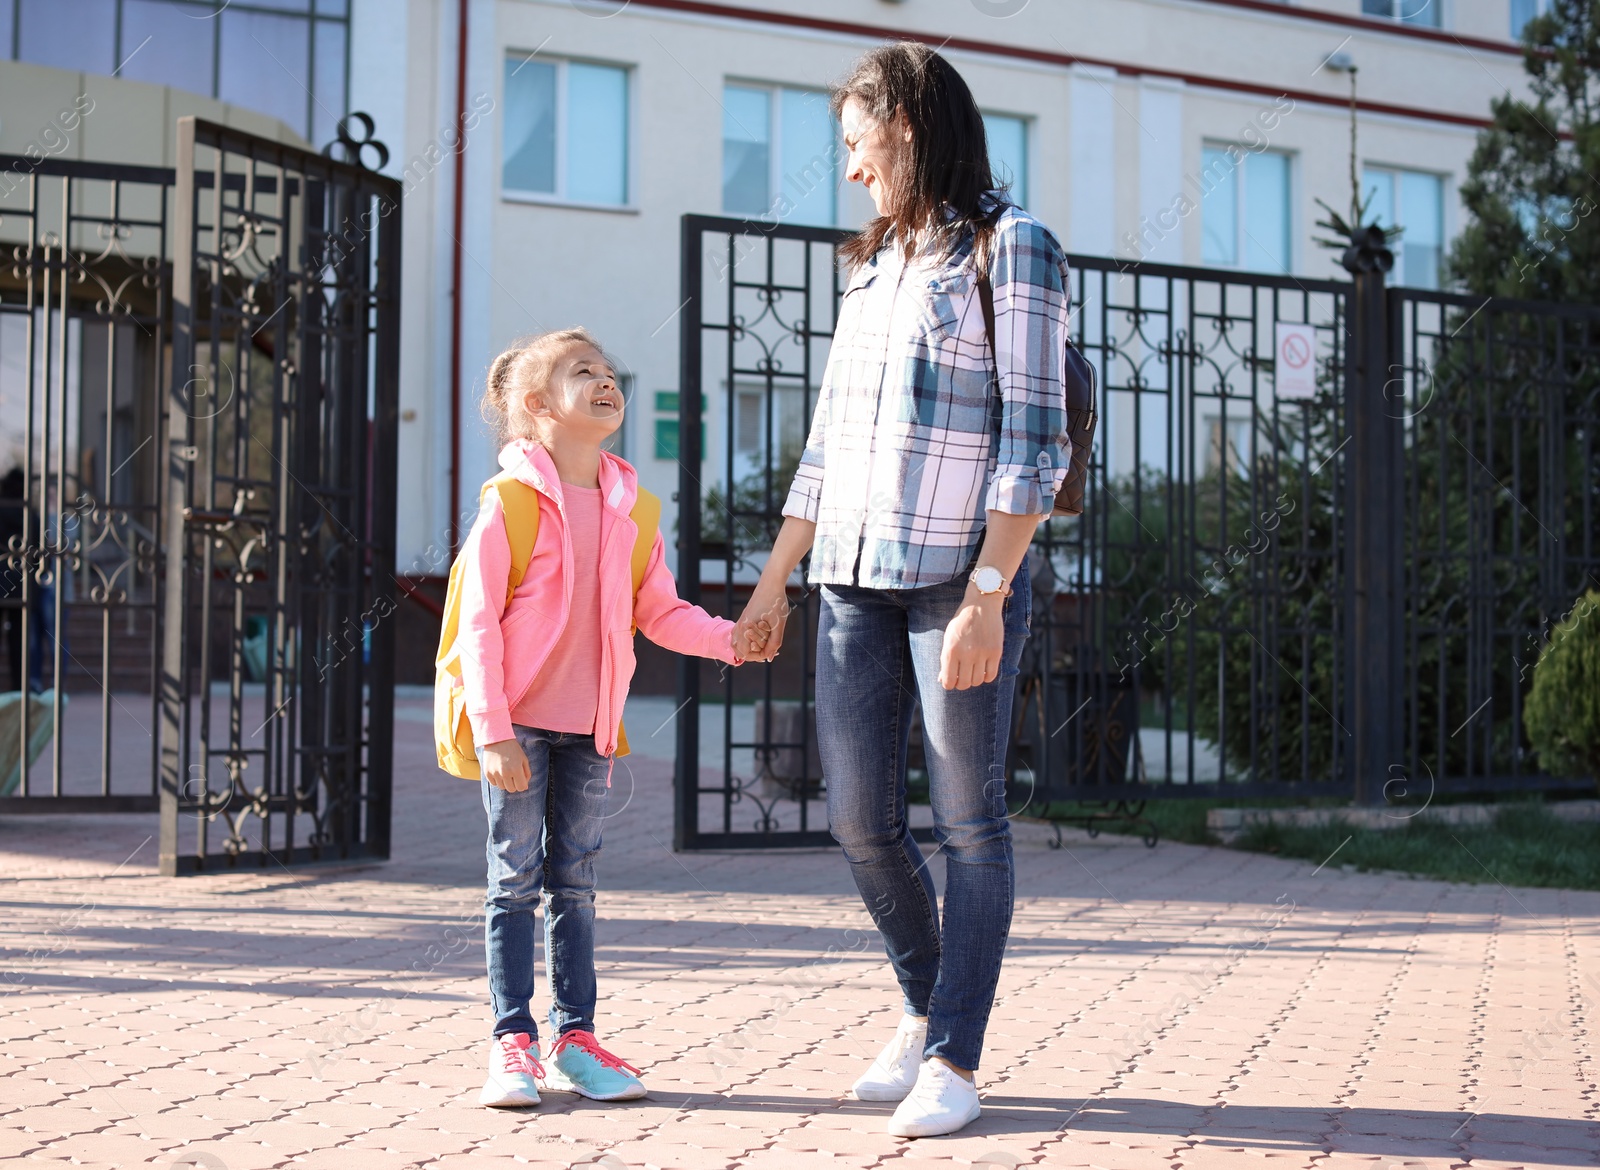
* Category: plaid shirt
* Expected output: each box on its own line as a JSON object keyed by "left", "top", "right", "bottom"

{"left": 783, "top": 198, "right": 1072, "bottom": 589}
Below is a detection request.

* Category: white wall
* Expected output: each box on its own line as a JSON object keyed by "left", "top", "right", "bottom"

{"left": 355, "top": 0, "right": 1531, "bottom": 570}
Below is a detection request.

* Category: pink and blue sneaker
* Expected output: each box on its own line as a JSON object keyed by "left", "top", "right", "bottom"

{"left": 540, "top": 1030, "right": 648, "bottom": 1101}
{"left": 480, "top": 1031, "right": 544, "bottom": 1108}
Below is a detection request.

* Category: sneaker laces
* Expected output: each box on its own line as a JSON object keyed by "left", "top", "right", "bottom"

{"left": 908, "top": 1061, "right": 960, "bottom": 1106}
{"left": 879, "top": 1018, "right": 924, "bottom": 1068}
{"left": 496, "top": 1033, "right": 545, "bottom": 1079}
{"left": 549, "top": 1030, "right": 641, "bottom": 1075}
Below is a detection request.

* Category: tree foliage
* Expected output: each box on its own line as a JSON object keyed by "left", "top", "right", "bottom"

{"left": 1077, "top": 3, "right": 1600, "bottom": 789}
{"left": 1451, "top": 0, "right": 1600, "bottom": 304}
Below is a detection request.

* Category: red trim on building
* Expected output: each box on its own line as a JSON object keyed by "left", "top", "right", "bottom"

{"left": 620, "top": 0, "right": 1497, "bottom": 130}
{"left": 1192, "top": 0, "right": 1522, "bottom": 57}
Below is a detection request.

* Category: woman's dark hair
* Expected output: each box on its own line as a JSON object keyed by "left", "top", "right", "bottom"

{"left": 832, "top": 42, "right": 1002, "bottom": 268}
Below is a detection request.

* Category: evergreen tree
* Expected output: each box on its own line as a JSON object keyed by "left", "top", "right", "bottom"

{"left": 1451, "top": 0, "right": 1600, "bottom": 303}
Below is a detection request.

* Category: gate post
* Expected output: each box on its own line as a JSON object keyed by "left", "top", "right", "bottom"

{"left": 158, "top": 117, "right": 198, "bottom": 876}
{"left": 673, "top": 215, "right": 704, "bottom": 851}
{"left": 1342, "top": 227, "right": 1402, "bottom": 805}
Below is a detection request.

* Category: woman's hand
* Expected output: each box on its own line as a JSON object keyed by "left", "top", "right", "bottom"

{"left": 939, "top": 587, "right": 1006, "bottom": 690}
{"left": 731, "top": 616, "right": 774, "bottom": 661}
{"left": 734, "top": 515, "right": 817, "bottom": 664}
{"left": 482, "top": 738, "right": 531, "bottom": 792}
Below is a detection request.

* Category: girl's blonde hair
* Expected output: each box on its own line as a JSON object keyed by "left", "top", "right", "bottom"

{"left": 481, "top": 326, "right": 610, "bottom": 446}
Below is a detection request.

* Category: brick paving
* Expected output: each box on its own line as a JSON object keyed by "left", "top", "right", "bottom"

{"left": 3, "top": 697, "right": 1599, "bottom": 1169}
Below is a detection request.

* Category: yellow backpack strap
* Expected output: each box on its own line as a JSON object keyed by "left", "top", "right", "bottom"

{"left": 439, "top": 474, "right": 539, "bottom": 675}
{"left": 434, "top": 554, "right": 468, "bottom": 672}
{"left": 488, "top": 472, "right": 542, "bottom": 606}
{"left": 629, "top": 487, "right": 661, "bottom": 596}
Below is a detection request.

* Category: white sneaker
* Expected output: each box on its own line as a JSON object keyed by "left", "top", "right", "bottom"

{"left": 480, "top": 1032, "right": 543, "bottom": 1108}
{"left": 887, "top": 1060, "right": 982, "bottom": 1137}
{"left": 852, "top": 1013, "right": 927, "bottom": 1101}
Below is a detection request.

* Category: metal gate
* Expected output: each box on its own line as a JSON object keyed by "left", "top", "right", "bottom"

{"left": 674, "top": 214, "right": 1600, "bottom": 850}
{"left": 0, "top": 120, "right": 401, "bottom": 873}
{"left": 158, "top": 119, "right": 401, "bottom": 874}
{"left": 0, "top": 155, "right": 172, "bottom": 812}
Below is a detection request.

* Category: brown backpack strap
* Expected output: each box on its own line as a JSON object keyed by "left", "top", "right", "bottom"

{"left": 976, "top": 272, "right": 996, "bottom": 360}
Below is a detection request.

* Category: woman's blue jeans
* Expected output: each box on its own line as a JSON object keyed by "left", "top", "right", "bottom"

{"left": 479, "top": 725, "right": 611, "bottom": 1041}
{"left": 818, "top": 560, "right": 1030, "bottom": 1073}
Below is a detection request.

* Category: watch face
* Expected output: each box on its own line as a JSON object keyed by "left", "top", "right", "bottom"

{"left": 974, "top": 566, "right": 1004, "bottom": 593}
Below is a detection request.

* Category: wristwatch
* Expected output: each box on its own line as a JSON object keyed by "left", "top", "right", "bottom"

{"left": 969, "top": 565, "right": 1010, "bottom": 596}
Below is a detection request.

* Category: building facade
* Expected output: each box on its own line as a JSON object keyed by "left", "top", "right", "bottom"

{"left": 0, "top": 0, "right": 1546, "bottom": 574}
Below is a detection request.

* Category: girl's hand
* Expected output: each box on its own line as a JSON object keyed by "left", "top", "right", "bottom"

{"left": 939, "top": 588, "right": 1005, "bottom": 690}
{"left": 482, "top": 738, "right": 531, "bottom": 792}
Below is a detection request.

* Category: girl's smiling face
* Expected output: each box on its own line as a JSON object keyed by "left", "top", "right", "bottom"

{"left": 840, "top": 96, "right": 907, "bottom": 216}
{"left": 525, "top": 342, "right": 624, "bottom": 444}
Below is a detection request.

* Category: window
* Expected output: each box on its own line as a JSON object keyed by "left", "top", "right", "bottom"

{"left": 1511, "top": 0, "right": 1551, "bottom": 38}
{"left": 599, "top": 375, "right": 634, "bottom": 461}
{"left": 1363, "top": 167, "right": 1444, "bottom": 288}
{"left": 652, "top": 392, "right": 704, "bottom": 462}
{"left": 1201, "top": 145, "right": 1292, "bottom": 274}
{"left": 220, "top": 10, "right": 313, "bottom": 143}
{"left": 8, "top": 0, "right": 349, "bottom": 145}
{"left": 1361, "top": 0, "right": 1441, "bottom": 27}
{"left": 722, "top": 84, "right": 837, "bottom": 227}
{"left": 1205, "top": 414, "right": 1252, "bottom": 476}
{"left": 732, "top": 383, "right": 809, "bottom": 462}
{"left": 503, "top": 55, "right": 630, "bottom": 206}
{"left": 983, "top": 112, "right": 1029, "bottom": 207}
{"left": 122, "top": 0, "right": 215, "bottom": 100}
{"left": 736, "top": 389, "right": 763, "bottom": 455}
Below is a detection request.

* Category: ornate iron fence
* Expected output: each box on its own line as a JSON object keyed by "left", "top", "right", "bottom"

{"left": 1017, "top": 256, "right": 1354, "bottom": 811}
{"left": 673, "top": 214, "right": 1600, "bottom": 850}
{"left": 1391, "top": 288, "right": 1600, "bottom": 794}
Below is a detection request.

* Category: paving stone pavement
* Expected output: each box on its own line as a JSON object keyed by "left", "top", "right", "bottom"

{"left": 3, "top": 698, "right": 1599, "bottom": 1169}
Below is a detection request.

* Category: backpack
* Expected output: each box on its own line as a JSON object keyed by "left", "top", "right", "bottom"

{"left": 433, "top": 471, "right": 661, "bottom": 779}
{"left": 976, "top": 270, "right": 1098, "bottom": 517}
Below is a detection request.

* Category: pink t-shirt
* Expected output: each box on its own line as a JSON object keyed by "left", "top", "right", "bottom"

{"left": 511, "top": 483, "right": 603, "bottom": 735}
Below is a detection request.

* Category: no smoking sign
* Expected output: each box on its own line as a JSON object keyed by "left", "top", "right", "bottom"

{"left": 1274, "top": 322, "right": 1318, "bottom": 399}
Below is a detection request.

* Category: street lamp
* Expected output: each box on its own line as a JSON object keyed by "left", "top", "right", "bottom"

{"left": 1313, "top": 49, "right": 1396, "bottom": 275}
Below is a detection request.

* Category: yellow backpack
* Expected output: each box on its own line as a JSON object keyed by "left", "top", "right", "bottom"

{"left": 434, "top": 471, "right": 661, "bottom": 779}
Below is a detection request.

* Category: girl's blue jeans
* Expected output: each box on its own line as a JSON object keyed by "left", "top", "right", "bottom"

{"left": 817, "top": 559, "right": 1030, "bottom": 1073}
{"left": 479, "top": 725, "right": 611, "bottom": 1041}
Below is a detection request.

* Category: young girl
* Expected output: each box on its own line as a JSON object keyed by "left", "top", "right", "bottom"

{"left": 458, "top": 327, "right": 753, "bottom": 1108}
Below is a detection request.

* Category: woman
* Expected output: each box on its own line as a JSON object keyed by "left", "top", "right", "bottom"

{"left": 735, "top": 43, "right": 1072, "bottom": 1138}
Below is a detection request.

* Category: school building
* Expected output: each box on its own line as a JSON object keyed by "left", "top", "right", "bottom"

{"left": 0, "top": 0, "right": 1547, "bottom": 574}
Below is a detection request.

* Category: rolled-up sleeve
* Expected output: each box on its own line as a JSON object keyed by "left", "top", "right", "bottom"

{"left": 782, "top": 384, "right": 828, "bottom": 523}
{"left": 985, "top": 218, "right": 1071, "bottom": 516}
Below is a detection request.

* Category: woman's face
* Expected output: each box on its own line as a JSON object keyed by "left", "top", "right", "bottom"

{"left": 526, "top": 342, "right": 623, "bottom": 443}
{"left": 841, "top": 96, "right": 907, "bottom": 217}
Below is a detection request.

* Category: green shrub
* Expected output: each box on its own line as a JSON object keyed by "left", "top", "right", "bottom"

{"left": 1524, "top": 590, "right": 1600, "bottom": 785}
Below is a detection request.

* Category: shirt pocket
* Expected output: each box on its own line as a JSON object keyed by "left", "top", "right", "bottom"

{"left": 914, "top": 263, "right": 978, "bottom": 347}
{"left": 837, "top": 270, "right": 878, "bottom": 332}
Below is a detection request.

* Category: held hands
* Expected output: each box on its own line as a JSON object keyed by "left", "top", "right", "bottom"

{"left": 938, "top": 586, "right": 1006, "bottom": 690}
{"left": 733, "top": 582, "right": 790, "bottom": 664}
{"left": 732, "top": 618, "right": 774, "bottom": 661}
{"left": 481, "top": 738, "right": 532, "bottom": 792}
{"left": 733, "top": 578, "right": 1002, "bottom": 684}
